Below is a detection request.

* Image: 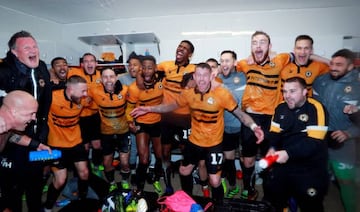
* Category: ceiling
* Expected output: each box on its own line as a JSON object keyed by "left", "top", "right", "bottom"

{"left": 0, "top": 0, "right": 358, "bottom": 24}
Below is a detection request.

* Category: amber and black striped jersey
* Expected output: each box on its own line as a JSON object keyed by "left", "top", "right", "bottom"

{"left": 269, "top": 97, "right": 328, "bottom": 165}
{"left": 176, "top": 86, "right": 238, "bottom": 147}
{"left": 88, "top": 83, "right": 129, "bottom": 135}
{"left": 280, "top": 61, "right": 329, "bottom": 96}
{"left": 48, "top": 89, "right": 84, "bottom": 148}
{"left": 237, "top": 53, "right": 291, "bottom": 115}
{"left": 157, "top": 61, "right": 196, "bottom": 115}
{"left": 68, "top": 67, "right": 102, "bottom": 117}
{"left": 126, "top": 81, "right": 164, "bottom": 124}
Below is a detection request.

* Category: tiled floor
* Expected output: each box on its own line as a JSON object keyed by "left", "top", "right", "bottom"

{"left": 152, "top": 172, "right": 345, "bottom": 212}
{"left": 36, "top": 169, "right": 345, "bottom": 211}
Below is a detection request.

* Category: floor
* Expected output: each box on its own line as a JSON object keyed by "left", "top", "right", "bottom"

{"left": 34, "top": 166, "right": 345, "bottom": 212}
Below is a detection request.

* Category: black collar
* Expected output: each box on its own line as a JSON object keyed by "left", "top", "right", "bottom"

{"left": 194, "top": 85, "right": 211, "bottom": 101}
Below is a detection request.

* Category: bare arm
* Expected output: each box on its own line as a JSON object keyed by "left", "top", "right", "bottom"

{"left": 233, "top": 107, "right": 264, "bottom": 143}
{"left": 8, "top": 134, "right": 51, "bottom": 152}
{"left": 310, "top": 54, "right": 330, "bottom": 65}
{"left": 130, "top": 102, "right": 179, "bottom": 118}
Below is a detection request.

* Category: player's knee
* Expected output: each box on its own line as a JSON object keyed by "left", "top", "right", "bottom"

{"left": 209, "top": 175, "right": 221, "bottom": 187}
{"left": 179, "top": 164, "right": 194, "bottom": 176}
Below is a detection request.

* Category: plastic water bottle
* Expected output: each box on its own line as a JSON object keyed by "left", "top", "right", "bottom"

{"left": 29, "top": 150, "right": 62, "bottom": 161}
{"left": 145, "top": 49, "right": 150, "bottom": 56}
{"left": 190, "top": 203, "right": 204, "bottom": 212}
{"left": 259, "top": 155, "right": 279, "bottom": 169}
{"left": 56, "top": 198, "right": 71, "bottom": 207}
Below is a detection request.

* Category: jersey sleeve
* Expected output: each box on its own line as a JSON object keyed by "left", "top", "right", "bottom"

{"left": 125, "top": 82, "right": 138, "bottom": 122}
{"left": 286, "top": 99, "right": 328, "bottom": 159}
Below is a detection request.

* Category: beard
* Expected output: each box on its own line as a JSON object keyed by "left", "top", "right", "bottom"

{"left": 252, "top": 49, "right": 269, "bottom": 65}
{"left": 70, "top": 95, "right": 82, "bottom": 104}
{"left": 330, "top": 70, "right": 346, "bottom": 80}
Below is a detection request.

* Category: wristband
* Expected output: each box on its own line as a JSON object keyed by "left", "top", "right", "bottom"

{"left": 29, "top": 139, "right": 40, "bottom": 149}
{"left": 250, "top": 123, "right": 258, "bottom": 131}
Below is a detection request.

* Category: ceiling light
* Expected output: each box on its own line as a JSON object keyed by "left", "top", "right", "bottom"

{"left": 181, "top": 31, "right": 254, "bottom": 36}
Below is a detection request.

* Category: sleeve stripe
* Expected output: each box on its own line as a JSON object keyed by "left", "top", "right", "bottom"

{"left": 270, "top": 121, "right": 282, "bottom": 133}
{"left": 307, "top": 98, "right": 328, "bottom": 139}
{"left": 307, "top": 125, "right": 328, "bottom": 140}
{"left": 308, "top": 98, "right": 326, "bottom": 126}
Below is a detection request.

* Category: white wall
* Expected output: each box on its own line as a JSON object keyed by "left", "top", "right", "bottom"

{"left": 1, "top": 6, "right": 359, "bottom": 65}
{"left": 0, "top": 6, "right": 61, "bottom": 64}
{"left": 61, "top": 6, "right": 360, "bottom": 64}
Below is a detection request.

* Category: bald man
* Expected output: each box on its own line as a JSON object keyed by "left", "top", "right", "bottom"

{"left": 0, "top": 91, "right": 50, "bottom": 152}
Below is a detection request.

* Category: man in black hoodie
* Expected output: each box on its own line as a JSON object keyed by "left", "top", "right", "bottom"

{"left": 0, "top": 30, "right": 52, "bottom": 212}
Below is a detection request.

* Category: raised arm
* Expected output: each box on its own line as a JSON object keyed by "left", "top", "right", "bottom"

{"left": 310, "top": 54, "right": 330, "bottom": 65}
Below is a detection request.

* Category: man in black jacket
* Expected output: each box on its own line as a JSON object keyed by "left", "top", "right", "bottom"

{"left": 0, "top": 30, "right": 52, "bottom": 212}
{"left": 263, "top": 77, "right": 329, "bottom": 212}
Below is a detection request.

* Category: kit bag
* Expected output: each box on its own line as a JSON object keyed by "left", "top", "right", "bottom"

{"left": 157, "top": 190, "right": 197, "bottom": 212}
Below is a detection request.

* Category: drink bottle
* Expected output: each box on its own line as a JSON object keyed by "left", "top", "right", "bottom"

{"left": 259, "top": 155, "right": 279, "bottom": 169}
{"left": 29, "top": 150, "right": 62, "bottom": 161}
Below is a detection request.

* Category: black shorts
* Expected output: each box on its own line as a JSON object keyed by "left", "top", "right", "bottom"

{"left": 240, "top": 113, "right": 271, "bottom": 157}
{"left": 222, "top": 131, "right": 241, "bottom": 152}
{"left": 101, "top": 132, "right": 130, "bottom": 155}
{"left": 79, "top": 113, "right": 101, "bottom": 144}
{"left": 50, "top": 144, "right": 88, "bottom": 170}
{"left": 136, "top": 122, "right": 161, "bottom": 137}
{"left": 182, "top": 141, "right": 223, "bottom": 175}
{"left": 160, "top": 112, "right": 191, "bottom": 145}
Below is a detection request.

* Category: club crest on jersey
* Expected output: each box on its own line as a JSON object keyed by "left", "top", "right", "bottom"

{"left": 298, "top": 114, "right": 309, "bottom": 122}
{"left": 207, "top": 97, "right": 214, "bottom": 105}
{"left": 118, "top": 94, "right": 123, "bottom": 99}
{"left": 158, "top": 83, "right": 163, "bottom": 89}
{"left": 233, "top": 76, "right": 240, "bottom": 84}
{"left": 39, "top": 79, "right": 45, "bottom": 87}
{"left": 305, "top": 71, "right": 312, "bottom": 78}
{"left": 307, "top": 188, "right": 317, "bottom": 197}
{"left": 269, "top": 62, "right": 275, "bottom": 67}
{"left": 344, "top": 86, "right": 352, "bottom": 93}
{"left": 96, "top": 79, "right": 101, "bottom": 84}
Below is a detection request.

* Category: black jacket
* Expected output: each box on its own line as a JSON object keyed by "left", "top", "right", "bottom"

{"left": 0, "top": 51, "right": 52, "bottom": 143}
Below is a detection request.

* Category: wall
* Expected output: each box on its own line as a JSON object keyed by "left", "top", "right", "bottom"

{"left": 60, "top": 6, "right": 360, "bottom": 64}
{"left": 1, "top": 6, "right": 359, "bottom": 65}
{"left": 0, "top": 6, "right": 61, "bottom": 65}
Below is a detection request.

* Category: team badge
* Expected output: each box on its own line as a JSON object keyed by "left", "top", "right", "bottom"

{"left": 207, "top": 97, "right": 214, "bottom": 105}
{"left": 118, "top": 94, "right": 123, "bottom": 99}
{"left": 344, "top": 86, "right": 352, "bottom": 93}
{"left": 298, "top": 114, "right": 309, "bottom": 122}
{"left": 233, "top": 76, "right": 240, "bottom": 84}
{"left": 39, "top": 79, "right": 45, "bottom": 87}
{"left": 96, "top": 79, "right": 101, "bottom": 84}
{"left": 158, "top": 83, "right": 163, "bottom": 89}
{"left": 305, "top": 71, "right": 312, "bottom": 78}
{"left": 307, "top": 188, "right": 317, "bottom": 197}
{"left": 269, "top": 62, "right": 275, "bottom": 67}
{"left": 77, "top": 104, "right": 82, "bottom": 109}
